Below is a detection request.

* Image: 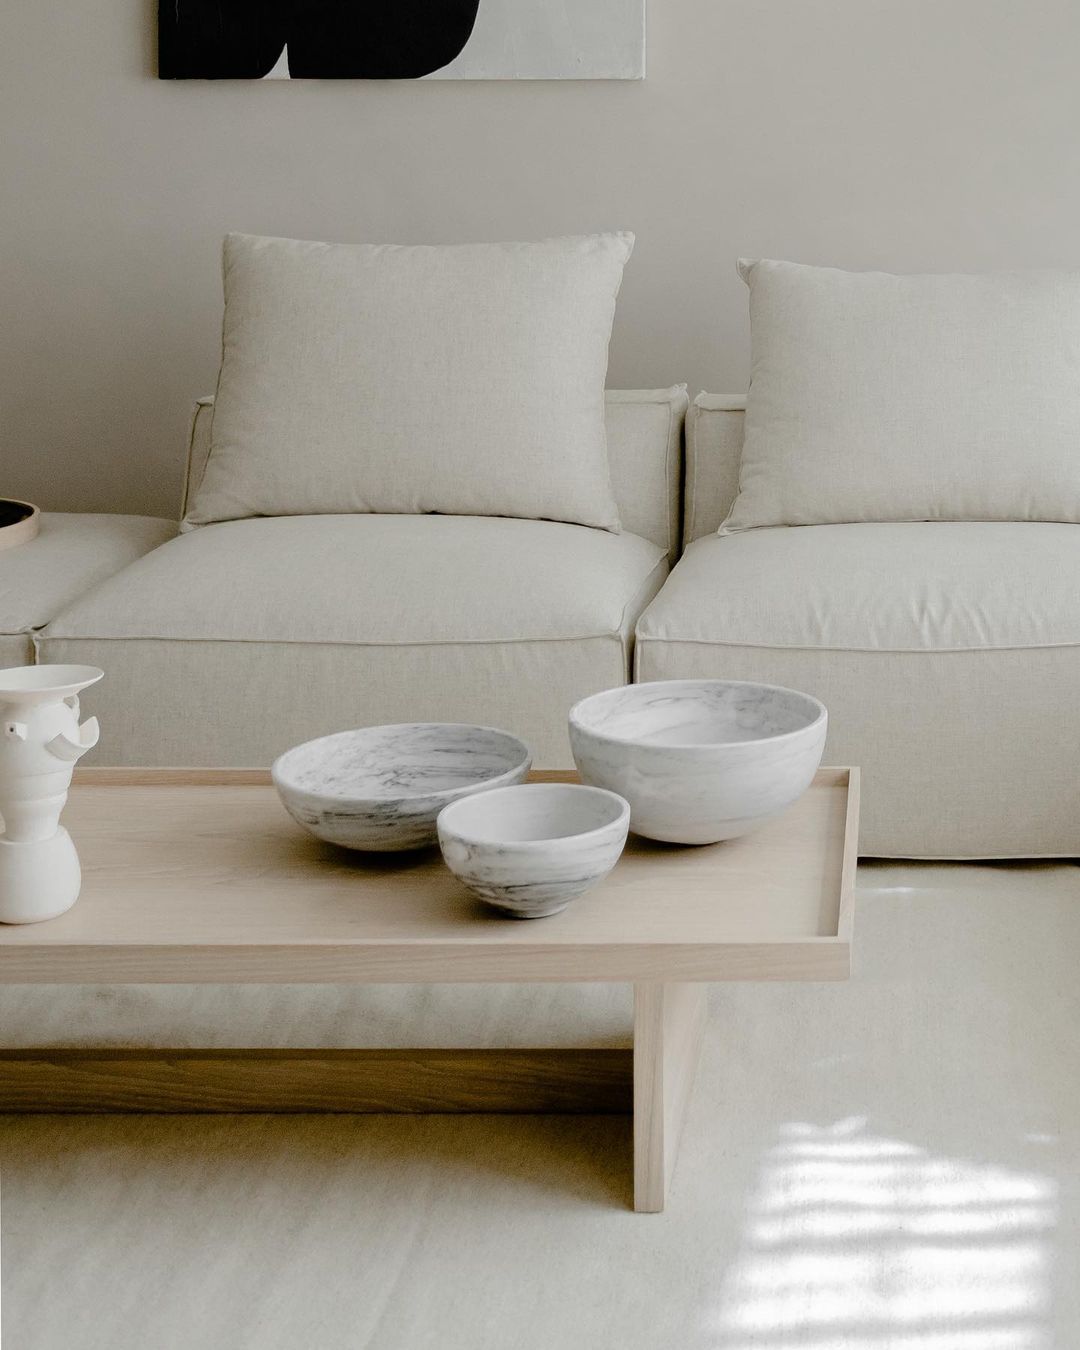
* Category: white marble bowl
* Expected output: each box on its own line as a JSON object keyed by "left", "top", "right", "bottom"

{"left": 272, "top": 724, "right": 531, "bottom": 852}
{"left": 437, "top": 783, "right": 630, "bottom": 918}
{"left": 569, "top": 679, "right": 827, "bottom": 845}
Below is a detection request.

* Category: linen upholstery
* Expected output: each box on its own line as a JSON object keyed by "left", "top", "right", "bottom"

{"left": 180, "top": 397, "right": 215, "bottom": 519}
{"left": 40, "top": 514, "right": 668, "bottom": 768}
{"left": 603, "top": 388, "right": 687, "bottom": 563}
{"left": 725, "top": 259, "right": 1080, "bottom": 531}
{"left": 184, "top": 387, "right": 689, "bottom": 563}
{"left": 0, "top": 982, "right": 632, "bottom": 1050}
{"left": 684, "top": 394, "right": 745, "bottom": 543}
{"left": 0, "top": 635, "right": 29, "bottom": 668}
{"left": 185, "top": 232, "right": 633, "bottom": 532}
{"left": 636, "top": 523, "right": 1080, "bottom": 858}
{"left": 0, "top": 513, "right": 175, "bottom": 667}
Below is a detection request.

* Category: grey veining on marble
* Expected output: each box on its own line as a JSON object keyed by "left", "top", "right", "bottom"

{"left": 272, "top": 724, "right": 531, "bottom": 852}
{"left": 437, "top": 783, "right": 630, "bottom": 918}
{"left": 569, "top": 679, "right": 827, "bottom": 845}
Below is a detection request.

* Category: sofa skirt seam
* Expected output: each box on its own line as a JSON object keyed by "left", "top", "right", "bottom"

{"left": 37, "top": 631, "right": 632, "bottom": 652}
{"left": 634, "top": 633, "right": 1080, "bottom": 656}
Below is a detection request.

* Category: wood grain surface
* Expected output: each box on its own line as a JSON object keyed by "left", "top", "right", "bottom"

{"left": 0, "top": 768, "right": 856, "bottom": 985}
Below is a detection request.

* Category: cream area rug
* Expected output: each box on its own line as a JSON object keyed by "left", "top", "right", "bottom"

{"left": 3, "top": 862, "right": 1079, "bottom": 1349}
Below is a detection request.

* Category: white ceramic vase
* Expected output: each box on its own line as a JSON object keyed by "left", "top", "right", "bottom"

{"left": 0, "top": 664, "right": 103, "bottom": 924}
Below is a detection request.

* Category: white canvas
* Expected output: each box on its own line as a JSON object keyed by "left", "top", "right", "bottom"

{"left": 419, "top": 0, "right": 645, "bottom": 80}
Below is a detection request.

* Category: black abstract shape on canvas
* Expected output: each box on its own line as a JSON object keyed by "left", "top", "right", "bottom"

{"left": 159, "top": 1, "right": 483, "bottom": 79}
{"left": 159, "top": 1, "right": 290, "bottom": 79}
{"left": 286, "top": 1, "right": 482, "bottom": 78}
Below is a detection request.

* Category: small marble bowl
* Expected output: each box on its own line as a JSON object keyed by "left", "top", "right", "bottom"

{"left": 569, "top": 679, "right": 827, "bottom": 845}
{"left": 272, "top": 723, "right": 531, "bottom": 852}
{"left": 437, "top": 783, "right": 630, "bottom": 918}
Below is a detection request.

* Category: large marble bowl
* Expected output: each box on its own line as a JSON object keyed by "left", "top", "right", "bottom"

{"left": 272, "top": 724, "right": 531, "bottom": 852}
{"left": 437, "top": 783, "right": 630, "bottom": 918}
{"left": 569, "top": 680, "right": 827, "bottom": 845}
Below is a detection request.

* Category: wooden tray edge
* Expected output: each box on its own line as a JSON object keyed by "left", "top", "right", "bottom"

{"left": 72, "top": 765, "right": 857, "bottom": 791}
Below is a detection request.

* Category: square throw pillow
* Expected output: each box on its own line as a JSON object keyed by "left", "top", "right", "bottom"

{"left": 184, "top": 232, "right": 634, "bottom": 532}
{"left": 722, "top": 258, "right": 1080, "bottom": 532}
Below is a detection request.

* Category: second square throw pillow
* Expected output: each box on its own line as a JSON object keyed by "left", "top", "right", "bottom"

{"left": 185, "top": 232, "right": 634, "bottom": 532}
{"left": 723, "top": 258, "right": 1080, "bottom": 532}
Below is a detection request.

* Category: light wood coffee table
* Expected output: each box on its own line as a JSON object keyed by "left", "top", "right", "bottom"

{"left": 0, "top": 767, "right": 858, "bottom": 1212}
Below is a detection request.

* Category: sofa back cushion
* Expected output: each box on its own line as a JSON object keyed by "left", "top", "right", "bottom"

{"left": 723, "top": 258, "right": 1080, "bottom": 531}
{"left": 185, "top": 386, "right": 688, "bottom": 563}
{"left": 184, "top": 232, "right": 633, "bottom": 533}
{"left": 684, "top": 394, "right": 745, "bottom": 543}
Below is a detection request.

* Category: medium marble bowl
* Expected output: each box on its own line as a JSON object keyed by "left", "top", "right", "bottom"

{"left": 569, "top": 679, "right": 827, "bottom": 845}
{"left": 272, "top": 724, "right": 531, "bottom": 852}
{"left": 437, "top": 783, "right": 630, "bottom": 918}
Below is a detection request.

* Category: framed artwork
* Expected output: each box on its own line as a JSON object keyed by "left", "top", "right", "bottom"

{"left": 159, "top": 1, "right": 645, "bottom": 81}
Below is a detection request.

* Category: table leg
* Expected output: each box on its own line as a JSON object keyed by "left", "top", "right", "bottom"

{"left": 633, "top": 981, "right": 708, "bottom": 1213}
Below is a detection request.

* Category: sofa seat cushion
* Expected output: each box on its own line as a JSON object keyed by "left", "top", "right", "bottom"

{"left": 0, "top": 512, "right": 176, "bottom": 667}
{"left": 635, "top": 523, "right": 1080, "bottom": 858}
{"left": 639, "top": 522, "right": 1080, "bottom": 653}
{"left": 41, "top": 515, "right": 667, "bottom": 768}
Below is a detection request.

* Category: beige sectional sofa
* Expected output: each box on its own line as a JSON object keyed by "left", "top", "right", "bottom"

{"left": 35, "top": 388, "right": 686, "bottom": 770}
{"left": 12, "top": 390, "right": 1080, "bottom": 861}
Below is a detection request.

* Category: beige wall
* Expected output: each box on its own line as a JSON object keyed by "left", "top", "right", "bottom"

{"left": 4, "top": 0, "right": 1080, "bottom": 517}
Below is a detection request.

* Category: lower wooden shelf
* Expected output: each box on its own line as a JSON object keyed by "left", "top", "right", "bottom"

{"left": 0, "top": 1047, "right": 632, "bottom": 1115}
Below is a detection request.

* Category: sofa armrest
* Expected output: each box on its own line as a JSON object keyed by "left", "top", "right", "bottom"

{"left": 181, "top": 397, "right": 216, "bottom": 521}
{"left": 684, "top": 393, "right": 747, "bottom": 543}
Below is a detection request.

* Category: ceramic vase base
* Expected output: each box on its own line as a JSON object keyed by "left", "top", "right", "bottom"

{"left": 0, "top": 827, "right": 81, "bottom": 924}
